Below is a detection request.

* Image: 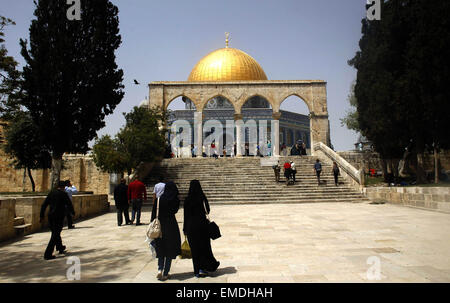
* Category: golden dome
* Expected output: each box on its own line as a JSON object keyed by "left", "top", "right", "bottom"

{"left": 188, "top": 48, "right": 268, "bottom": 81}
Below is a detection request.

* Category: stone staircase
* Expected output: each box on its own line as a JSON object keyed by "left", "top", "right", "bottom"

{"left": 13, "top": 216, "right": 32, "bottom": 236}
{"left": 143, "top": 156, "right": 369, "bottom": 205}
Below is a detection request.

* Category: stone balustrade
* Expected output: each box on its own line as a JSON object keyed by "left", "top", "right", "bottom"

{"left": 313, "top": 142, "right": 364, "bottom": 191}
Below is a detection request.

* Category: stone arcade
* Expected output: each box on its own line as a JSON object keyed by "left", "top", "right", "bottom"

{"left": 144, "top": 37, "right": 331, "bottom": 156}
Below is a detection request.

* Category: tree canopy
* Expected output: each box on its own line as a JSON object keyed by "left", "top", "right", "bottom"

{"left": 2, "top": 112, "right": 51, "bottom": 191}
{"left": 93, "top": 106, "right": 167, "bottom": 176}
{"left": 19, "top": 0, "right": 124, "bottom": 188}
{"left": 0, "top": 16, "right": 22, "bottom": 120}
{"left": 348, "top": 0, "right": 450, "bottom": 182}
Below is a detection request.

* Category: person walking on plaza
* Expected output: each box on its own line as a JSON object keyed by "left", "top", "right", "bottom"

{"left": 183, "top": 180, "right": 220, "bottom": 278}
{"left": 314, "top": 159, "right": 323, "bottom": 186}
{"left": 40, "top": 181, "right": 75, "bottom": 260}
{"left": 64, "top": 180, "right": 77, "bottom": 229}
{"left": 128, "top": 178, "right": 147, "bottom": 225}
{"left": 152, "top": 176, "right": 165, "bottom": 204}
{"left": 290, "top": 161, "right": 297, "bottom": 183}
{"left": 332, "top": 162, "right": 340, "bottom": 186}
{"left": 151, "top": 181, "right": 181, "bottom": 281}
{"left": 114, "top": 178, "right": 130, "bottom": 226}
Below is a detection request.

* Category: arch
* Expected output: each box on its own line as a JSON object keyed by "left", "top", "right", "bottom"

{"left": 165, "top": 94, "right": 198, "bottom": 111}
{"left": 278, "top": 93, "right": 312, "bottom": 113}
{"left": 239, "top": 93, "right": 275, "bottom": 111}
{"left": 200, "top": 94, "right": 237, "bottom": 112}
{"left": 241, "top": 94, "right": 273, "bottom": 109}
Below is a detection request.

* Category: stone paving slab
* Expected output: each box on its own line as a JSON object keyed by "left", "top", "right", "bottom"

{"left": 0, "top": 202, "right": 449, "bottom": 283}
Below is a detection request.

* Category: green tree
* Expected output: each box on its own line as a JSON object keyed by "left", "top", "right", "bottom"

{"left": 349, "top": 0, "right": 450, "bottom": 183}
{"left": 92, "top": 106, "right": 167, "bottom": 176}
{"left": 0, "top": 16, "right": 22, "bottom": 120}
{"left": 399, "top": 0, "right": 450, "bottom": 182}
{"left": 92, "top": 135, "right": 130, "bottom": 175}
{"left": 19, "top": 0, "right": 124, "bottom": 189}
{"left": 2, "top": 113, "right": 51, "bottom": 191}
{"left": 340, "top": 81, "right": 360, "bottom": 132}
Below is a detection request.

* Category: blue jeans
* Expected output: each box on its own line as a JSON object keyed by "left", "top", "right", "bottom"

{"left": 158, "top": 257, "right": 172, "bottom": 276}
{"left": 130, "top": 199, "right": 142, "bottom": 224}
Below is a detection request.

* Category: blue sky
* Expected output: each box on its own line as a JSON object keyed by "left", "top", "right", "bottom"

{"left": 2, "top": 0, "right": 367, "bottom": 151}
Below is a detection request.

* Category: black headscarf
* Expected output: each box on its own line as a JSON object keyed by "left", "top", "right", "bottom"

{"left": 186, "top": 180, "right": 205, "bottom": 202}
{"left": 160, "top": 181, "right": 179, "bottom": 202}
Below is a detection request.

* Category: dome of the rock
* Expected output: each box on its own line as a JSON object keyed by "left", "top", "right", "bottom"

{"left": 188, "top": 47, "right": 268, "bottom": 81}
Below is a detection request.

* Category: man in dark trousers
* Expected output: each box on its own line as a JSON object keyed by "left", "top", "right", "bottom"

{"left": 314, "top": 159, "right": 323, "bottom": 186}
{"left": 127, "top": 177, "right": 147, "bottom": 225}
{"left": 40, "top": 181, "right": 75, "bottom": 260}
{"left": 114, "top": 178, "right": 130, "bottom": 226}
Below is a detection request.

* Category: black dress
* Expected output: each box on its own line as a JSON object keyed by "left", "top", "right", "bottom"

{"left": 151, "top": 182, "right": 181, "bottom": 259}
{"left": 183, "top": 191, "right": 219, "bottom": 274}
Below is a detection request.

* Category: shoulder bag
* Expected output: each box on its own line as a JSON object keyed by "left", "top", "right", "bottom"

{"left": 147, "top": 197, "right": 162, "bottom": 239}
{"left": 203, "top": 200, "right": 221, "bottom": 240}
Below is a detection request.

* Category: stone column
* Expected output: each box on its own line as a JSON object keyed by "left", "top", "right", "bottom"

{"left": 234, "top": 114, "right": 244, "bottom": 157}
{"left": 194, "top": 111, "right": 203, "bottom": 157}
{"left": 272, "top": 112, "right": 281, "bottom": 156}
{"left": 310, "top": 113, "right": 330, "bottom": 151}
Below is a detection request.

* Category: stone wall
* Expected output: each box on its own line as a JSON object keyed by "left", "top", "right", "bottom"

{"left": 338, "top": 150, "right": 450, "bottom": 174}
{"left": 0, "top": 199, "right": 15, "bottom": 241}
{"left": 337, "top": 151, "right": 383, "bottom": 172}
{"left": 0, "top": 152, "right": 110, "bottom": 194}
{"left": 0, "top": 194, "right": 109, "bottom": 242}
{"left": 363, "top": 186, "right": 450, "bottom": 213}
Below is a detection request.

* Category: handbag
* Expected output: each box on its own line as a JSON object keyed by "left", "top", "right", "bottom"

{"left": 147, "top": 197, "right": 162, "bottom": 239}
{"left": 203, "top": 200, "right": 221, "bottom": 240}
{"left": 180, "top": 236, "right": 192, "bottom": 259}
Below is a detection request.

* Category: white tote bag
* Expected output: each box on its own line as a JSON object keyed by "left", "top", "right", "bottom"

{"left": 146, "top": 197, "right": 162, "bottom": 239}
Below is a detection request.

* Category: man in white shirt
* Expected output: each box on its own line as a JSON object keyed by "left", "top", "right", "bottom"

{"left": 64, "top": 180, "right": 78, "bottom": 229}
{"left": 152, "top": 176, "right": 166, "bottom": 205}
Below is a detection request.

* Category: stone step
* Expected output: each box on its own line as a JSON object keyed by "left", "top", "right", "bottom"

{"left": 143, "top": 157, "right": 365, "bottom": 206}
{"left": 14, "top": 217, "right": 25, "bottom": 226}
{"left": 143, "top": 197, "right": 370, "bottom": 206}
{"left": 14, "top": 223, "right": 32, "bottom": 236}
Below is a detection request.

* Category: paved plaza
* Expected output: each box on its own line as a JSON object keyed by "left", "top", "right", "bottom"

{"left": 0, "top": 201, "right": 449, "bottom": 283}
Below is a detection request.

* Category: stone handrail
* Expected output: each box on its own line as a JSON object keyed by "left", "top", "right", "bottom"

{"left": 313, "top": 142, "right": 364, "bottom": 186}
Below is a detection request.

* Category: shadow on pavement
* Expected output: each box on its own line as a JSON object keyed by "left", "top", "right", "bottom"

{"left": 0, "top": 247, "right": 144, "bottom": 283}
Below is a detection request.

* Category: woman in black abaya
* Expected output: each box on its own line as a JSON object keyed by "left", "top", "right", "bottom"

{"left": 183, "top": 180, "right": 220, "bottom": 277}
{"left": 151, "top": 181, "right": 181, "bottom": 281}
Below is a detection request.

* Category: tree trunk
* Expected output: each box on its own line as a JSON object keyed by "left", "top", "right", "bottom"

{"left": 27, "top": 167, "right": 36, "bottom": 192}
{"left": 381, "top": 158, "right": 388, "bottom": 182}
{"left": 50, "top": 153, "right": 63, "bottom": 190}
{"left": 434, "top": 146, "right": 439, "bottom": 184}
{"left": 416, "top": 152, "right": 426, "bottom": 184}
{"left": 22, "top": 168, "right": 27, "bottom": 192}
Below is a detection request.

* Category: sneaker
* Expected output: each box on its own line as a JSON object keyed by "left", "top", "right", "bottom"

{"left": 160, "top": 274, "right": 170, "bottom": 281}
{"left": 198, "top": 269, "right": 208, "bottom": 277}
{"left": 156, "top": 270, "right": 163, "bottom": 280}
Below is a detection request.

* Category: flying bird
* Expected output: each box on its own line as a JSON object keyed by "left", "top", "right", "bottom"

{"left": 133, "top": 79, "right": 140, "bottom": 85}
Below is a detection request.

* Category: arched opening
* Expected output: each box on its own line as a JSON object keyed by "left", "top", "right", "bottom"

{"left": 203, "top": 96, "right": 235, "bottom": 157}
{"left": 279, "top": 95, "right": 311, "bottom": 155}
{"left": 166, "top": 96, "right": 197, "bottom": 158}
{"left": 241, "top": 95, "right": 273, "bottom": 156}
